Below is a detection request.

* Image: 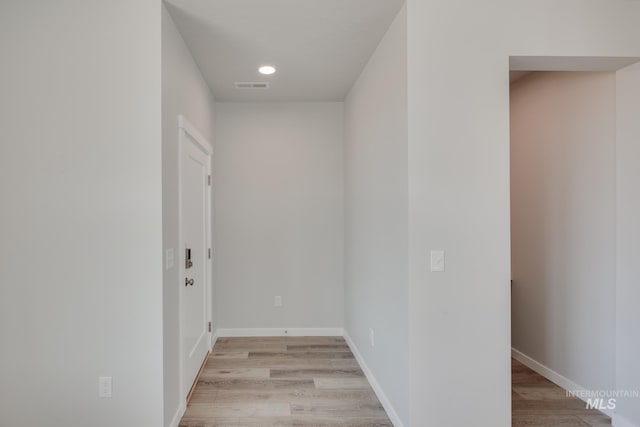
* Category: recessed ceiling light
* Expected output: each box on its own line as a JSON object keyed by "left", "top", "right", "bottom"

{"left": 259, "top": 65, "right": 276, "bottom": 75}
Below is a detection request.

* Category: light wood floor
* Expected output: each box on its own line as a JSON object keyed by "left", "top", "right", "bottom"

{"left": 181, "top": 338, "right": 611, "bottom": 427}
{"left": 179, "top": 336, "right": 393, "bottom": 427}
{"left": 512, "top": 359, "right": 612, "bottom": 427}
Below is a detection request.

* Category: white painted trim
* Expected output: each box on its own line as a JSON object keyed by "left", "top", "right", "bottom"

{"left": 613, "top": 414, "right": 640, "bottom": 427}
{"left": 168, "top": 402, "right": 185, "bottom": 427}
{"left": 344, "top": 331, "right": 406, "bottom": 427}
{"left": 178, "top": 114, "right": 212, "bottom": 155}
{"left": 216, "top": 328, "right": 344, "bottom": 337}
{"left": 512, "top": 348, "right": 615, "bottom": 418}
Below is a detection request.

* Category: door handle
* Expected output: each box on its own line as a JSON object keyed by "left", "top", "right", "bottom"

{"left": 185, "top": 278, "right": 194, "bottom": 287}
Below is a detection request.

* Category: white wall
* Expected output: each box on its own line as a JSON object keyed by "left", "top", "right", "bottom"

{"left": 0, "top": 1, "right": 163, "bottom": 426}
{"left": 616, "top": 62, "right": 640, "bottom": 427}
{"left": 510, "top": 72, "right": 616, "bottom": 392}
{"left": 406, "top": 1, "right": 640, "bottom": 426}
{"left": 344, "top": 5, "right": 409, "bottom": 425}
{"left": 162, "top": 5, "right": 216, "bottom": 426}
{"left": 214, "top": 103, "right": 344, "bottom": 330}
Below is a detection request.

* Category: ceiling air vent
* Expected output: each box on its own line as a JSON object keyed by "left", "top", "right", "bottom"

{"left": 234, "top": 82, "right": 269, "bottom": 90}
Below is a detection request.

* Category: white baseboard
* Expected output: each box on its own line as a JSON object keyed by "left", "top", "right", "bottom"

{"left": 344, "top": 331, "right": 406, "bottom": 427}
{"left": 216, "top": 327, "right": 344, "bottom": 337}
{"left": 613, "top": 414, "right": 640, "bottom": 427}
{"left": 168, "top": 402, "right": 184, "bottom": 427}
{"left": 512, "top": 348, "right": 615, "bottom": 418}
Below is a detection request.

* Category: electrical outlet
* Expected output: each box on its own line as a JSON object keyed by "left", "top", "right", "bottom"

{"left": 369, "top": 328, "right": 375, "bottom": 347}
{"left": 274, "top": 296, "right": 282, "bottom": 307}
{"left": 99, "top": 376, "right": 112, "bottom": 398}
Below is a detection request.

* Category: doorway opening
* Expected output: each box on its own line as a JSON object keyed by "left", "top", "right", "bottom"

{"left": 509, "top": 56, "right": 640, "bottom": 426}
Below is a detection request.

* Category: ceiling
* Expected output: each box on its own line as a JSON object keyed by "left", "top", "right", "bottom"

{"left": 165, "top": 0, "right": 405, "bottom": 102}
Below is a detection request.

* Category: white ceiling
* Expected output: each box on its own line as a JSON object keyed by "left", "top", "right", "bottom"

{"left": 165, "top": 0, "right": 405, "bottom": 102}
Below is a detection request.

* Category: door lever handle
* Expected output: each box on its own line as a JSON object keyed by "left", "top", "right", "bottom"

{"left": 185, "top": 278, "right": 194, "bottom": 287}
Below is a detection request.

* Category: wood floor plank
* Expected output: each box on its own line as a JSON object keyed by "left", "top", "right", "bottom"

{"left": 513, "top": 386, "right": 572, "bottom": 401}
{"left": 206, "top": 358, "right": 360, "bottom": 370}
{"left": 286, "top": 344, "right": 351, "bottom": 352}
{"left": 200, "top": 368, "right": 271, "bottom": 379}
{"left": 197, "top": 378, "right": 317, "bottom": 391}
{"left": 179, "top": 418, "right": 239, "bottom": 427}
{"left": 313, "top": 378, "right": 371, "bottom": 390}
{"left": 249, "top": 351, "right": 355, "bottom": 360}
{"left": 237, "top": 417, "right": 345, "bottom": 426}
{"left": 235, "top": 417, "right": 392, "bottom": 427}
{"left": 578, "top": 414, "right": 615, "bottom": 427}
{"left": 512, "top": 415, "right": 590, "bottom": 426}
{"left": 290, "top": 400, "right": 387, "bottom": 418}
{"left": 212, "top": 352, "right": 250, "bottom": 359}
{"left": 342, "top": 419, "right": 394, "bottom": 427}
{"left": 184, "top": 402, "right": 291, "bottom": 418}
{"left": 270, "top": 368, "right": 364, "bottom": 379}
{"left": 215, "top": 344, "right": 288, "bottom": 352}
{"left": 190, "top": 388, "right": 375, "bottom": 404}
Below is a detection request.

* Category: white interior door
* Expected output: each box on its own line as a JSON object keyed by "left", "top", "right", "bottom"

{"left": 179, "top": 117, "right": 212, "bottom": 401}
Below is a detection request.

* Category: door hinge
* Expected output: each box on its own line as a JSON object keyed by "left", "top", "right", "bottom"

{"left": 207, "top": 175, "right": 212, "bottom": 186}
{"left": 208, "top": 321, "right": 212, "bottom": 333}
{"left": 208, "top": 248, "right": 212, "bottom": 259}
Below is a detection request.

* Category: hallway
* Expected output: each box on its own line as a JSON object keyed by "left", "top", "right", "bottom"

{"left": 512, "top": 359, "right": 611, "bottom": 427}
{"left": 180, "top": 337, "right": 392, "bottom": 426}
{"left": 181, "top": 347, "right": 614, "bottom": 426}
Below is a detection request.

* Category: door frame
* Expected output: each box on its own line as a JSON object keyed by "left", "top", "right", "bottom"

{"left": 177, "top": 114, "right": 213, "bottom": 407}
